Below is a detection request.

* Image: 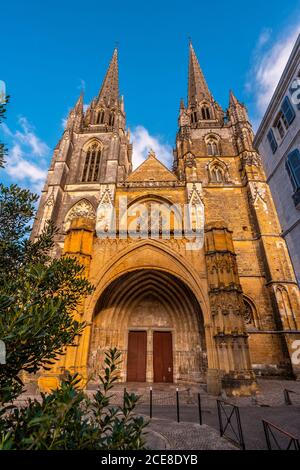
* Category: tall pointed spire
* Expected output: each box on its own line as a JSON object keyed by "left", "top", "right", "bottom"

{"left": 229, "top": 89, "right": 239, "bottom": 106}
{"left": 74, "top": 91, "right": 83, "bottom": 113}
{"left": 98, "top": 48, "right": 119, "bottom": 105}
{"left": 188, "top": 43, "right": 212, "bottom": 105}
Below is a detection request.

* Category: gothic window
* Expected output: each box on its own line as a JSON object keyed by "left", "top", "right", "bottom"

{"left": 243, "top": 300, "right": 254, "bottom": 325}
{"left": 208, "top": 158, "right": 228, "bottom": 183}
{"left": 201, "top": 105, "right": 211, "bottom": 120}
{"left": 211, "top": 166, "right": 223, "bottom": 182}
{"left": 96, "top": 110, "right": 105, "bottom": 124}
{"left": 109, "top": 112, "right": 115, "bottom": 126}
{"left": 191, "top": 111, "right": 197, "bottom": 124}
{"left": 64, "top": 199, "right": 95, "bottom": 232}
{"left": 81, "top": 142, "right": 102, "bottom": 182}
{"left": 242, "top": 298, "right": 258, "bottom": 328}
{"left": 207, "top": 137, "right": 219, "bottom": 156}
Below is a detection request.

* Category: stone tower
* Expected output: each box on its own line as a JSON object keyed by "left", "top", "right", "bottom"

{"left": 31, "top": 48, "right": 132, "bottom": 253}
{"left": 32, "top": 45, "right": 300, "bottom": 396}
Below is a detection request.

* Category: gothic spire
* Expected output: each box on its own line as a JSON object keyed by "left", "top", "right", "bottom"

{"left": 74, "top": 92, "right": 83, "bottom": 113}
{"left": 188, "top": 43, "right": 212, "bottom": 106}
{"left": 229, "top": 89, "right": 239, "bottom": 106}
{"left": 97, "top": 48, "right": 119, "bottom": 105}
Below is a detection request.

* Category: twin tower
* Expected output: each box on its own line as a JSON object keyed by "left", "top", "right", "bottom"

{"left": 31, "top": 45, "right": 300, "bottom": 396}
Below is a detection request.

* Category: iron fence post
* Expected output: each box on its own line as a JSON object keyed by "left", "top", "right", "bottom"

{"left": 176, "top": 387, "right": 180, "bottom": 423}
{"left": 198, "top": 392, "right": 202, "bottom": 425}
{"left": 150, "top": 386, "right": 153, "bottom": 419}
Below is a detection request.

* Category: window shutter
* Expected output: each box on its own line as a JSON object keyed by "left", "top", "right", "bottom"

{"left": 286, "top": 149, "right": 300, "bottom": 191}
{"left": 281, "top": 96, "right": 296, "bottom": 125}
{"left": 289, "top": 149, "right": 300, "bottom": 190}
{"left": 267, "top": 129, "right": 278, "bottom": 154}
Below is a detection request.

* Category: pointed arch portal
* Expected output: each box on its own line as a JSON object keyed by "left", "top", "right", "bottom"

{"left": 89, "top": 269, "right": 207, "bottom": 383}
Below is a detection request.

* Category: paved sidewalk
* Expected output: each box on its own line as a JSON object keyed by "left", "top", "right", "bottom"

{"left": 86, "top": 378, "right": 300, "bottom": 407}
{"left": 146, "top": 419, "right": 237, "bottom": 450}
{"left": 15, "top": 378, "right": 300, "bottom": 450}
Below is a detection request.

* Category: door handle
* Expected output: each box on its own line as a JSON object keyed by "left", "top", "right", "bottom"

{"left": 168, "top": 367, "right": 172, "bottom": 372}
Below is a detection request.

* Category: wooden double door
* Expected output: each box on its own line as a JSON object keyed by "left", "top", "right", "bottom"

{"left": 127, "top": 331, "right": 173, "bottom": 382}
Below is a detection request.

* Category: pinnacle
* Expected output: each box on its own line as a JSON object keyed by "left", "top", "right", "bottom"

{"left": 98, "top": 48, "right": 119, "bottom": 105}
{"left": 188, "top": 43, "right": 212, "bottom": 105}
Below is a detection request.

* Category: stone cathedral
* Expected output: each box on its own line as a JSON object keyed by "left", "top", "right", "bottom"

{"left": 31, "top": 45, "right": 300, "bottom": 396}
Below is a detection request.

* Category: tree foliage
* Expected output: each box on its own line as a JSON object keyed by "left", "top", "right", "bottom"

{"left": 0, "top": 349, "right": 147, "bottom": 450}
{"left": 0, "top": 183, "right": 94, "bottom": 403}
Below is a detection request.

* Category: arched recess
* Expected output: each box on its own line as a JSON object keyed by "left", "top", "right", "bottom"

{"left": 123, "top": 195, "right": 183, "bottom": 237}
{"left": 83, "top": 240, "right": 212, "bottom": 384}
{"left": 207, "top": 157, "right": 229, "bottom": 183}
{"left": 87, "top": 240, "right": 209, "bottom": 319}
{"left": 200, "top": 102, "right": 212, "bottom": 120}
{"left": 64, "top": 199, "right": 96, "bottom": 232}
{"left": 275, "top": 285, "right": 297, "bottom": 330}
{"left": 89, "top": 269, "right": 207, "bottom": 383}
{"left": 243, "top": 295, "right": 260, "bottom": 329}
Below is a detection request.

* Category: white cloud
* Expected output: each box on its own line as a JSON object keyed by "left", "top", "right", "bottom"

{"left": 131, "top": 125, "right": 173, "bottom": 169}
{"left": 15, "top": 117, "right": 49, "bottom": 157}
{"left": 257, "top": 28, "right": 272, "bottom": 49}
{"left": 248, "top": 24, "right": 300, "bottom": 119}
{"left": 1, "top": 116, "right": 49, "bottom": 192}
{"left": 61, "top": 116, "right": 68, "bottom": 129}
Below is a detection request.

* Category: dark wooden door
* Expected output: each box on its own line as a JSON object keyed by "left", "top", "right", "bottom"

{"left": 153, "top": 331, "right": 173, "bottom": 382}
{"left": 127, "top": 331, "right": 147, "bottom": 382}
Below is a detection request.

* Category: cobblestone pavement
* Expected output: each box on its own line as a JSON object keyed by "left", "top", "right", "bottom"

{"left": 145, "top": 419, "right": 237, "bottom": 450}
{"left": 138, "top": 404, "right": 300, "bottom": 450}
{"left": 14, "top": 378, "right": 300, "bottom": 450}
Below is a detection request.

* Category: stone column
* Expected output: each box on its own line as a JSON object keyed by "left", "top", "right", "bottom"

{"left": 205, "top": 222, "right": 257, "bottom": 396}
{"left": 146, "top": 329, "right": 154, "bottom": 383}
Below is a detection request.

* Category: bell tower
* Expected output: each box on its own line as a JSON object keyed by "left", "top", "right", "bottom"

{"left": 174, "top": 42, "right": 300, "bottom": 394}
{"left": 31, "top": 48, "right": 132, "bottom": 255}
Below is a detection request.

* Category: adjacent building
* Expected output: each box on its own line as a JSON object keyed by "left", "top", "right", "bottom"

{"left": 254, "top": 34, "right": 300, "bottom": 286}
{"left": 30, "top": 45, "right": 300, "bottom": 396}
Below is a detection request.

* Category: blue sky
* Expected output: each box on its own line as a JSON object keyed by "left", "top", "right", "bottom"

{"left": 1, "top": 0, "right": 300, "bottom": 192}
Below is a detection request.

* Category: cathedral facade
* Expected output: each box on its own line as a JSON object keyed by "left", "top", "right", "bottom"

{"left": 31, "top": 45, "right": 300, "bottom": 396}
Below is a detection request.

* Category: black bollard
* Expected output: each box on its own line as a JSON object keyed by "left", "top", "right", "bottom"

{"left": 150, "top": 387, "right": 153, "bottom": 419}
{"left": 176, "top": 388, "right": 180, "bottom": 423}
{"left": 123, "top": 387, "right": 126, "bottom": 408}
{"left": 284, "top": 389, "right": 292, "bottom": 405}
{"left": 198, "top": 392, "right": 202, "bottom": 425}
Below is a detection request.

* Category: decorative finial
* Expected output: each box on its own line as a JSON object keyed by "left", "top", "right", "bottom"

{"left": 148, "top": 148, "right": 156, "bottom": 159}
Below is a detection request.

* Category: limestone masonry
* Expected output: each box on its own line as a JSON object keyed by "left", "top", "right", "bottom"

{"left": 30, "top": 45, "right": 300, "bottom": 396}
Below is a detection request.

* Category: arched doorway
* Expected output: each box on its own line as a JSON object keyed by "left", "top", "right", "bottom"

{"left": 88, "top": 269, "right": 207, "bottom": 383}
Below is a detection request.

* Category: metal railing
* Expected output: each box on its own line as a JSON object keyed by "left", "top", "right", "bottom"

{"left": 283, "top": 388, "right": 300, "bottom": 406}
{"left": 216, "top": 399, "right": 245, "bottom": 450}
{"left": 147, "top": 388, "right": 202, "bottom": 425}
{"left": 262, "top": 420, "right": 300, "bottom": 450}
